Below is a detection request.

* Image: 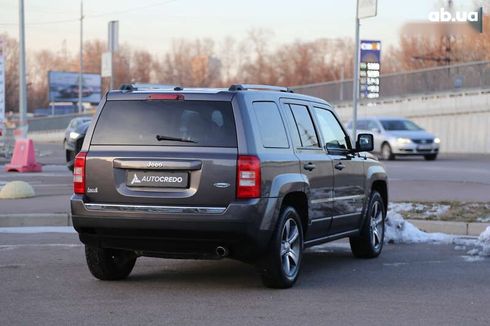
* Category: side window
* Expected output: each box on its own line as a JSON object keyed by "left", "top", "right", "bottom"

{"left": 252, "top": 102, "right": 289, "bottom": 148}
{"left": 313, "top": 107, "right": 349, "bottom": 150}
{"left": 357, "top": 120, "right": 369, "bottom": 130}
{"left": 289, "top": 104, "right": 320, "bottom": 148}
{"left": 283, "top": 104, "right": 302, "bottom": 148}
{"left": 367, "top": 120, "right": 380, "bottom": 131}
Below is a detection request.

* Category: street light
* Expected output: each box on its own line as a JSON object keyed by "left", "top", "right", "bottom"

{"left": 18, "top": 0, "right": 27, "bottom": 137}
{"left": 352, "top": 0, "right": 377, "bottom": 145}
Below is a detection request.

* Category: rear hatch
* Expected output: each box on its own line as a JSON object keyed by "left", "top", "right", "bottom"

{"left": 85, "top": 95, "right": 238, "bottom": 207}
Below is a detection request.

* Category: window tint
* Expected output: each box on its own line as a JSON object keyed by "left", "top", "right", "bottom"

{"left": 314, "top": 107, "right": 349, "bottom": 150}
{"left": 284, "top": 105, "right": 302, "bottom": 148}
{"left": 253, "top": 102, "right": 289, "bottom": 148}
{"left": 380, "top": 119, "right": 422, "bottom": 131}
{"left": 92, "top": 100, "right": 237, "bottom": 147}
{"left": 357, "top": 120, "right": 369, "bottom": 130}
{"left": 289, "top": 104, "right": 319, "bottom": 148}
{"left": 367, "top": 120, "right": 380, "bottom": 131}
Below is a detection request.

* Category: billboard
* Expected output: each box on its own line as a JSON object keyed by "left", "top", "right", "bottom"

{"left": 360, "top": 40, "right": 381, "bottom": 99}
{"left": 48, "top": 71, "right": 101, "bottom": 103}
{"left": 0, "top": 36, "right": 5, "bottom": 129}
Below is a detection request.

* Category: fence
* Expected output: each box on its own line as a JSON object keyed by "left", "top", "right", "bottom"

{"left": 291, "top": 61, "right": 490, "bottom": 104}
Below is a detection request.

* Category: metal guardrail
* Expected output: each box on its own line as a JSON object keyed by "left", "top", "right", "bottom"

{"left": 27, "top": 112, "right": 93, "bottom": 132}
{"left": 291, "top": 61, "right": 490, "bottom": 104}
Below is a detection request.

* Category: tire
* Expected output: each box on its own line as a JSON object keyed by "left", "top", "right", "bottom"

{"left": 258, "top": 206, "right": 304, "bottom": 289}
{"left": 424, "top": 154, "right": 437, "bottom": 161}
{"left": 380, "top": 143, "right": 395, "bottom": 161}
{"left": 66, "top": 149, "right": 75, "bottom": 172}
{"left": 349, "top": 191, "right": 386, "bottom": 259}
{"left": 85, "top": 246, "right": 137, "bottom": 281}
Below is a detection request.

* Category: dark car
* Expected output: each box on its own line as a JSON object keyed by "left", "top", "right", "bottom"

{"left": 64, "top": 117, "right": 92, "bottom": 171}
{"left": 59, "top": 85, "right": 94, "bottom": 99}
{"left": 71, "top": 84, "right": 388, "bottom": 288}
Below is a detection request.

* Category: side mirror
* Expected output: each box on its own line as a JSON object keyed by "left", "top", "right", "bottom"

{"left": 371, "top": 128, "right": 381, "bottom": 134}
{"left": 355, "top": 133, "right": 374, "bottom": 152}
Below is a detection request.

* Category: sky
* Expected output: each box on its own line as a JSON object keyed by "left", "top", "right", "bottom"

{"left": 0, "top": 0, "right": 484, "bottom": 55}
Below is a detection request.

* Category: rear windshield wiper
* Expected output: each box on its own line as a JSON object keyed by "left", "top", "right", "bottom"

{"left": 156, "top": 134, "right": 197, "bottom": 143}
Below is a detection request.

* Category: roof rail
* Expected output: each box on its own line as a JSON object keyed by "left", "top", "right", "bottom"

{"left": 119, "top": 83, "right": 182, "bottom": 92}
{"left": 228, "top": 84, "right": 294, "bottom": 93}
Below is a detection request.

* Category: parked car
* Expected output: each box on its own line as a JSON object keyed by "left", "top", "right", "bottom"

{"left": 64, "top": 117, "right": 92, "bottom": 171}
{"left": 347, "top": 117, "right": 440, "bottom": 161}
{"left": 71, "top": 84, "right": 388, "bottom": 288}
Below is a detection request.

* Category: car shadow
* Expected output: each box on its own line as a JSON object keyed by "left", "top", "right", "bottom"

{"left": 121, "top": 247, "right": 361, "bottom": 289}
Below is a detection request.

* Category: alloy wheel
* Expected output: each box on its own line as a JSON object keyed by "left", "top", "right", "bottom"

{"left": 370, "top": 200, "right": 384, "bottom": 251}
{"left": 280, "top": 218, "right": 301, "bottom": 277}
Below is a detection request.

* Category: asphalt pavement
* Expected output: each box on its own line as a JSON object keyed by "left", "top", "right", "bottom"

{"left": 385, "top": 155, "right": 490, "bottom": 202}
{"left": 0, "top": 232, "right": 488, "bottom": 326}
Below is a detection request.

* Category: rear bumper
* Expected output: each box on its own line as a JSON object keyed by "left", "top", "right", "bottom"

{"left": 71, "top": 196, "right": 273, "bottom": 260}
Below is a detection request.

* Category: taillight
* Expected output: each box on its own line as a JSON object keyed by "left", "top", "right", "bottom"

{"left": 237, "top": 155, "right": 261, "bottom": 199}
{"left": 147, "top": 94, "right": 184, "bottom": 101}
{"left": 73, "top": 152, "right": 87, "bottom": 194}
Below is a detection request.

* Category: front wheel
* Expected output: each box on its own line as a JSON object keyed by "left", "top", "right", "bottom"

{"left": 258, "top": 206, "right": 304, "bottom": 289}
{"left": 85, "top": 246, "right": 137, "bottom": 281}
{"left": 381, "top": 143, "right": 395, "bottom": 161}
{"left": 349, "top": 191, "right": 386, "bottom": 258}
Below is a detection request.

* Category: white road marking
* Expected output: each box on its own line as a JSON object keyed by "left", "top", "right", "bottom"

{"left": 0, "top": 226, "right": 76, "bottom": 233}
{"left": 0, "top": 244, "right": 81, "bottom": 251}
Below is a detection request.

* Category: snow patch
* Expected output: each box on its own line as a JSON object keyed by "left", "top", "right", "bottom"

{"left": 389, "top": 202, "right": 450, "bottom": 219}
{"left": 384, "top": 210, "right": 452, "bottom": 244}
{"left": 477, "top": 216, "right": 490, "bottom": 223}
{"left": 454, "top": 226, "right": 490, "bottom": 259}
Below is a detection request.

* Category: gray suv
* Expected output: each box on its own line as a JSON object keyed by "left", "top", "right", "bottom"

{"left": 71, "top": 84, "right": 388, "bottom": 288}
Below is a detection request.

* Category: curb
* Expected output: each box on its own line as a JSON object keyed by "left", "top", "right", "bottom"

{"left": 408, "top": 219, "right": 490, "bottom": 236}
{"left": 0, "top": 213, "right": 72, "bottom": 227}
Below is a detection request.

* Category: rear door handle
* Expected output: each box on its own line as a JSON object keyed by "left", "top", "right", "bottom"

{"left": 335, "top": 162, "right": 346, "bottom": 171}
{"left": 303, "top": 162, "right": 316, "bottom": 171}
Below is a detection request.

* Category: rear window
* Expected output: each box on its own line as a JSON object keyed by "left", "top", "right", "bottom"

{"left": 91, "top": 100, "right": 237, "bottom": 147}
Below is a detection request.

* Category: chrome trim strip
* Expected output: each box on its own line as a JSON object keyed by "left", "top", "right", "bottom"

{"left": 84, "top": 203, "right": 226, "bottom": 215}
{"left": 311, "top": 212, "right": 360, "bottom": 223}
{"left": 311, "top": 194, "right": 365, "bottom": 205}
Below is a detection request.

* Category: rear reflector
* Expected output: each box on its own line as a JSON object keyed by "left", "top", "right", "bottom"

{"left": 237, "top": 155, "right": 261, "bottom": 199}
{"left": 147, "top": 94, "right": 184, "bottom": 101}
{"left": 73, "top": 152, "right": 87, "bottom": 195}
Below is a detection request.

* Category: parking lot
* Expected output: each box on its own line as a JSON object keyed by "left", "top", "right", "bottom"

{"left": 0, "top": 231, "right": 488, "bottom": 326}
{"left": 1, "top": 141, "right": 489, "bottom": 325}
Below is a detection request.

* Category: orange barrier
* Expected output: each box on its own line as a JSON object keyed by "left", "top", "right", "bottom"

{"left": 4, "top": 138, "right": 42, "bottom": 173}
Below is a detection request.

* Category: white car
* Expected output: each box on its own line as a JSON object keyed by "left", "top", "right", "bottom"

{"left": 347, "top": 117, "right": 440, "bottom": 160}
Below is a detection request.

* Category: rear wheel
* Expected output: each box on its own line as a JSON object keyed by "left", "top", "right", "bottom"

{"left": 424, "top": 154, "right": 437, "bottom": 161}
{"left": 381, "top": 143, "right": 395, "bottom": 161}
{"left": 349, "top": 191, "right": 385, "bottom": 258}
{"left": 85, "top": 246, "right": 137, "bottom": 281}
{"left": 258, "top": 206, "right": 304, "bottom": 289}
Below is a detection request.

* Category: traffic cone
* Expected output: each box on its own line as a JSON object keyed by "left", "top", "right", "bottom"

{"left": 4, "top": 138, "right": 42, "bottom": 172}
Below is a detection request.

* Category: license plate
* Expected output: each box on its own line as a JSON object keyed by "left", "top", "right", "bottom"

{"left": 417, "top": 145, "right": 432, "bottom": 150}
{"left": 126, "top": 171, "right": 189, "bottom": 188}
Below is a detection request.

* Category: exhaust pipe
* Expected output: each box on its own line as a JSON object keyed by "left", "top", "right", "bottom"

{"left": 216, "top": 246, "right": 229, "bottom": 257}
